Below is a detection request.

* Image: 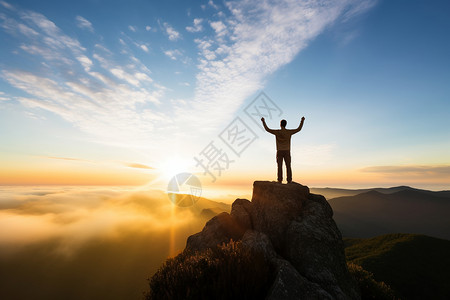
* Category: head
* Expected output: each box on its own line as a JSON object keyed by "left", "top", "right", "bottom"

{"left": 280, "top": 119, "right": 287, "bottom": 128}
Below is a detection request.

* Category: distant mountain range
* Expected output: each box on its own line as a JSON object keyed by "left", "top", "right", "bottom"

{"left": 311, "top": 186, "right": 450, "bottom": 200}
{"left": 345, "top": 233, "right": 450, "bottom": 299}
{"left": 196, "top": 185, "right": 450, "bottom": 240}
{"left": 311, "top": 186, "right": 450, "bottom": 240}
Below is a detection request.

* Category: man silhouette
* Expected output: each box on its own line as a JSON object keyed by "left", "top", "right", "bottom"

{"left": 261, "top": 116, "right": 305, "bottom": 183}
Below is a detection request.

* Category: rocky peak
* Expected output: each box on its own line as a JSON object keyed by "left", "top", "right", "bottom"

{"left": 186, "top": 181, "right": 360, "bottom": 299}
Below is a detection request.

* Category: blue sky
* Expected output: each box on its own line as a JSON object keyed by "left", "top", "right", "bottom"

{"left": 1, "top": 0, "right": 449, "bottom": 193}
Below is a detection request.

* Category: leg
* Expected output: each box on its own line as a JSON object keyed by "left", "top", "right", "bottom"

{"left": 276, "top": 151, "right": 283, "bottom": 182}
{"left": 285, "top": 151, "right": 292, "bottom": 183}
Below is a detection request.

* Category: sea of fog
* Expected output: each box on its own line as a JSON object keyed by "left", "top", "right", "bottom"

{"left": 0, "top": 186, "right": 216, "bottom": 299}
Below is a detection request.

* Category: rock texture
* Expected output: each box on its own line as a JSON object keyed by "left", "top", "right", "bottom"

{"left": 185, "top": 181, "right": 360, "bottom": 299}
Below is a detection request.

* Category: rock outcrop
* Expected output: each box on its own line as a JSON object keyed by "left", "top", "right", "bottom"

{"left": 186, "top": 181, "right": 360, "bottom": 299}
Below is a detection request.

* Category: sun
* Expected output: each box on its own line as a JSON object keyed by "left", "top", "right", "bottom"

{"left": 158, "top": 156, "right": 194, "bottom": 181}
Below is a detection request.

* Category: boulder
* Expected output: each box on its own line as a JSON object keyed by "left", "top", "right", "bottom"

{"left": 251, "top": 181, "right": 308, "bottom": 252}
{"left": 184, "top": 181, "right": 360, "bottom": 299}
{"left": 230, "top": 198, "right": 253, "bottom": 232}
{"left": 267, "top": 258, "right": 333, "bottom": 300}
{"left": 186, "top": 212, "right": 245, "bottom": 251}
{"left": 241, "top": 230, "right": 276, "bottom": 261}
{"left": 285, "top": 215, "right": 358, "bottom": 299}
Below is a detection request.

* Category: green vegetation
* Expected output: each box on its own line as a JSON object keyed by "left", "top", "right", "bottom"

{"left": 146, "top": 233, "right": 450, "bottom": 299}
{"left": 145, "top": 240, "right": 274, "bottom": 300}
{"left": 146, "top": 239, "right": 395, "bottom": 299}
{"left": 345, "top": 233, "right": 450, "bottom": 300}
{"left": 347, "top": 262, "right": 397, "bottom": 300}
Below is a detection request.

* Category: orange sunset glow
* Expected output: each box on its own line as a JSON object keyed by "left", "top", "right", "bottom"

{"left": 1, "top": 0, "right": 449, "bottom": 299}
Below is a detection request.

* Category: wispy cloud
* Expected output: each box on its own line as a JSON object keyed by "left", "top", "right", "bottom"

{"left": 342, "top": 0, "right": 378, "bottom": 22}
{"left": 128, "top": 25, "right": 137, "bottom": 32}
{"left": 0, "top": 0, "right": 14, "bottom": 10}
{"left": 0, "top": 91, "right": 10, "bottom": 101}
{"left": 126, "top": 163, "right": 154, "bottom": 169}
{"left": 0, "top": 8, "right": 168, "bottom": 146}
{"left": 208, "top": 0, "right": 220, "bottom": 10}
{"left": 45, "top": 156, "right": 90, "bottom": 162}
{"left": 41, "top": 156, "right": 154, "bottom": 171}
{"left": 176, "top": 0, "right": 378, "bottom": 131}
{"left": 75, "top": 15, "right": 93, "bottom": 32}
{"left": 360, "top": 165, "right": 450, "bottom": 177}
{"left": 0, "top": 0, "right": 377, "bottom": 152}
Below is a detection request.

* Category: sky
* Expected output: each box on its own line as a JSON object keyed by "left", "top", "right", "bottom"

{"left": 0, "top": 1, "right": 449, "bottom": 298}
{"left": 1, "top": 0, "right": 450, "bottom": 196}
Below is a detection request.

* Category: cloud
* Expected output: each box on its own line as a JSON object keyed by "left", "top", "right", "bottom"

{"left": 43, "top": 156, "right": 154, "bottom": 170}
{"left": 337, "top": 29, "right": 360, "bottom": 47}
{"left": 0, "top": 187, "right": 190, "bottom": 250}
{"left": 163, "top": 22, "right": 180, "bottom": 41}
{"left": 342, "top": 0, "right": 378, "bottom": 22}
{"left": 0, "top": 1, "right": 377, "bottom": 153}
{"left": 0, "top": 186, "right": 227, "bottom": 255}
{"left": 22, "top": 11, "right": 85, "bottom": 53}
{"left": 0, "top": 0, "right": 14, "bottom": 10}
{"left": 209, "top": 20, "right": 227, "bottom": 36}
{"left": 0, "top": 185, "right": 229, "bottom": 299}
{"left": 140, "top": 44, "right": 149, "bottom": 52}
{"left": 208, "top": 0, "right": 219, "bottom": 10}
{"left": 164, "top": 49, "right": 182, "bottom": 60}
{"left": 126, "top": 163, "right": 154, "bottom": 169}
{"left": 2, "top": 65, "right": 165, "bottom": 145}
{"left": 360, "top": 165, "right": 450, "bottom": 177}
{"left": 128, "top": 25, "right": 137, "bottom": 32}
{"left": 76, "top": 55, "right": 93, "bottom": 71}
{"left": 45, "top": 156, "right": 90, "bottom": 162}
{"left": 0, "top": 91, "right": 10, "bottom": 101}
{"left": 75, "top": 15, "right": 93, "bottom": 32}
{"left": 0, "top": 8, "right": 169, "bottom": 146}
{"left": 174, "top": 0, "right": 378, "bottom": 132}
{"left": 186, "top": 18, "right": 203, "bottom": 33}
{"left": 145, "top": 25, "right": 152, "bottom": 31}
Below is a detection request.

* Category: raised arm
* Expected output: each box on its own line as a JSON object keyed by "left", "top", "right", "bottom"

{"left": 261, "top": 117, "right": 277, "bottom": 134}
{"left": 292, "top": 116, "right": 305, "bottom": 134}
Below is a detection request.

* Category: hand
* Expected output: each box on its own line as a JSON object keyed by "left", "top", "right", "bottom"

{"left": 301, "top": 116, "right": 305, "bottom": 121}
{"left": 261, "top": 117, "right": 265, "bottom": 122}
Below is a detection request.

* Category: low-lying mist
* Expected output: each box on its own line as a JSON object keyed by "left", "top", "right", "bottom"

{"left": 0, "top": 186, "right": 226, "bottom": 299}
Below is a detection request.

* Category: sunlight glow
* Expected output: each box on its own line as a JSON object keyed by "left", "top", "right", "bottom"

{"left": 158, "top": 157, "right": 194, "bottom": 181}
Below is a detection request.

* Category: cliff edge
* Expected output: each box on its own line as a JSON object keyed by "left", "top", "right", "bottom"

{"left": 153, "top": 181, "right": 360, "bottom": 299}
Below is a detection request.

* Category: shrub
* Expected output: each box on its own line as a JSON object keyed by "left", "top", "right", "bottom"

{"left": 145, "top": 240, "right": 275, "bottom": 300}
{"left": 347, "top": 262, "right": 399, "bottom": 300}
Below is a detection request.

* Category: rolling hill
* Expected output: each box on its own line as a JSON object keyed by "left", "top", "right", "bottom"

{"left": 327, "top": 187, "right": 450, "bottom": 239}
{"left": 345, "top": 233, "right": 450, "bottom": 300}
